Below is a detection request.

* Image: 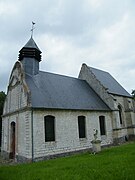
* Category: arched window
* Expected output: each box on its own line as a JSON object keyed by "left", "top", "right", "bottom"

{"left": 99, "top": 116, "right": 106, "bottom": 135}
{"left": 78, "top": 116, "right": 86, "bottom": 138}
{"left": 118, "top": 105, "right": 123, "bottom": 125}
{"left": 44, "top": 115, "right": 55, "bottom": 142}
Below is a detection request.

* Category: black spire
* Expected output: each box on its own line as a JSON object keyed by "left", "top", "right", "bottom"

{"left": 19, "top": 37, "right": 42, "bottom": 62}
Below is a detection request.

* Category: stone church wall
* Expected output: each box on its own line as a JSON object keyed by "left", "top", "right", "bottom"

{"left": 78, "top": 64, "right": 115, "bottom": 110}
{"left": 111, "top": 95, "right": 135, "bottom": 142}
{"left": 1, "top": 61, "right": 33, "bottom": 161}
{"left": 32, "top": 109, "right": 113, "bottom": 160}
{"left": 3, "top": 83, "right": 29, "bottom": 116}
{"left": 1, "top": 110, "right": 32, "bottom": 161}
{"left": 78, "top": 64, "right": 135, "bottom": 143}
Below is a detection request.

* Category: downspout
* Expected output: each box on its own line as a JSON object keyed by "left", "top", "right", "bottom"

{"left": 31, "top": 108, "right": 34, "bottom": 162}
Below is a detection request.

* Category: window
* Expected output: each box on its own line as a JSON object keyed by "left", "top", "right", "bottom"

{"left": 118, "top": 105, "right": 122, "bottom": 124}
{"left": 44, "top": 115, "right": 55, "bottom": 142}
{"left": 78, "top": 116, "right": 86, "bottom": 138}
{"left": 99, "top": 116, "right": 106, "bottom": 135}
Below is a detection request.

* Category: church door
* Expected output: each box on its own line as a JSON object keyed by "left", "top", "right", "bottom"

{"left": 10, "top": 122, "right": 16, "bottom": 159}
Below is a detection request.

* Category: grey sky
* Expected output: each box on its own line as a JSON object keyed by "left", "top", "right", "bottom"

{"left": 0, "top": 0, "right": 135, "bottom": 93}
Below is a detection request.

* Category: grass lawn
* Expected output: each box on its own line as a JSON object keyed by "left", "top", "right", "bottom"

{"left": 0, "top": 142, "right": 135, "bottom": 180}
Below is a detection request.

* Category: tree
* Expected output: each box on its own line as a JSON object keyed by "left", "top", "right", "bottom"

{"left": 131, "top": 90, "right": 135, "bottom": 100}
{"left": 0, "top": 91, "right": 6, "bottom": 148}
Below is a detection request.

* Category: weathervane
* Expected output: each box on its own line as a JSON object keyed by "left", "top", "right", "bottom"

{"left": 31, "top": 21, "right": 35, "bottom": 37}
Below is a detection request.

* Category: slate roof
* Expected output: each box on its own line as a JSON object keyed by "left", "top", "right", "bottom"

{"left": 25, "top": 71, "right": 110, "bottom": 111}
{"left": 23, "top": 37, "right": 41, "bottom": 52}
{"left": 19, "top": 37, "right": 42, "bottom": 62}
{"left": 89, "top": 67, "right": 131, "bottom": 97}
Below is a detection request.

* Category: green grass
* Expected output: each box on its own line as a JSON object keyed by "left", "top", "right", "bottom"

{"left": 0, "top": 142, "right": 135, "bottom": 180}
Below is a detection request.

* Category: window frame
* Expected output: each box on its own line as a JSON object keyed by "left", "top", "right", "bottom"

{"left": 44, "top": 115, "right": 55, "bottom": 142}
{"left": 118, "top": 105, "right": 123, "bottom": 125}
{"left": 78, "top": 116, "right": 86, "bottom": 139}
{"left": 99, "top": 116, "right": 106, "bottom": 136}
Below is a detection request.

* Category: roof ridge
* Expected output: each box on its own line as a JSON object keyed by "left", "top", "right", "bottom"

{"left": 89, "top": 66, "right": 110, "bottom": 74}
{"left": 39, "top": 70, "right": 83, "bottom": 81}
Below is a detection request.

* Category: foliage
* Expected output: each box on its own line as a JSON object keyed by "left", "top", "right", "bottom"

{"left": 0, "top": 91, "right": 6, "bottom": 147}
{"left": 0, "top": 142, "right": 135, "bottom": 180}
{"left": 131, "top": 90, "right": 135, "bottom": 100}
{"left": 0, "top": 91, "right": 6, "bottom": 116}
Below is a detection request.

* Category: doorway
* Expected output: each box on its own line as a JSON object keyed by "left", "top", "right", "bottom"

{"left": 10, "top": 122, "right": 16, "bottom": 159}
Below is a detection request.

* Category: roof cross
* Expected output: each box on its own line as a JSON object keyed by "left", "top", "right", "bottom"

{"left": 31, "top": 21, "right": 35, "bottom": 38}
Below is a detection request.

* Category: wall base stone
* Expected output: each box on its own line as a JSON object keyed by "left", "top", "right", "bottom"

{"left": 33, "top": 148, "right": 92, "bottom": 162}
{"left": 113, "top": 136, "right": 127, "bottom": 145}
{"left": 113, "top": 135, "right": 135, "bottom": 145}
{"left": 1, "top": 151, "right": 32, "bottom": 163}
{"left": 1, "top": 139, "right": 135, "bottom": 163}
{"left": 1, "top": 150, "right": 10, "bottom": 160}
{"left": 128, "top": 134, "right": 135, "bottom": 141}
{"left": 16, "top": 155, "right": 32, "bottom": 163}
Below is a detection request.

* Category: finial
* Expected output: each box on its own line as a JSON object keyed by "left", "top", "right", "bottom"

{"left": 31, "top": 21, "right": 35, "bottom": 38}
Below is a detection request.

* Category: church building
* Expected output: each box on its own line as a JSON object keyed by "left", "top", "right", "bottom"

{"left": 1, "top": 36, "right": 135, "bottom": 162}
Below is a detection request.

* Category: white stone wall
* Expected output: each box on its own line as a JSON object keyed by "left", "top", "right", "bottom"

{"left": 2, "top": 61, "right": 33, "bottom": 159}
{"left": 110, "top": 95, "right": 135, "bottom": 140}
{"left": 112, "top": 95, "right": 135, "bottom": 128}
{"left": 3, "top": 61, "right": 29, "bottom": 115}
{"left": 78, "top": 64, "right": 115, "bottom": 110}
{"left": 3, "top": 84, "right": 28, "bottom": 115}
{"left": 1, "top": 110, "right": 32, "bottom": 159}
{"left": 17, "top": 110, "right": 32, "bottom": 158}
{"left": 1, "top": 118, "right": 9, "bottom": 153}
{"left": 32, "top": 109, "right": 113, "bottom": 159}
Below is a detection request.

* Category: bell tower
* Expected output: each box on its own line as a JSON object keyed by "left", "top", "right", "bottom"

{"left": 18, "top": 36, "right": 42, "bottom": 75}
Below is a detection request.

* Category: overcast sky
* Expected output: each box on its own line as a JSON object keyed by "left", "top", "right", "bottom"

{"left": 0, "top": 0, "right": 135, "bottom": 94}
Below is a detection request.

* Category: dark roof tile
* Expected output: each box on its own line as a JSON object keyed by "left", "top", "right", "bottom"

{"left": 25, "top": 71, "right": 110, "bottom": 111}
{"left": 89, "top": 67, "right": 131, "bottom": 97}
